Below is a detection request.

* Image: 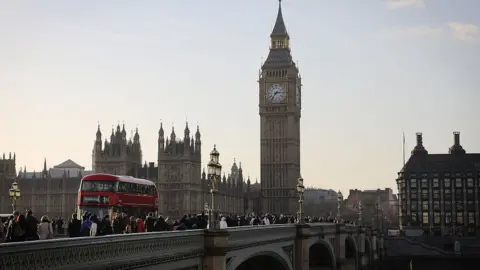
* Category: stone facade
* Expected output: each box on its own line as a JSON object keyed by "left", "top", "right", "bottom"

{"left": 0, "top": 157, "right": 90, "bottom": 218}
{"left": 259, "top": 1, "right": 301, "bottom": 215}
{"left": 0, "top": 153, "right": 17, "bottom": 214}
{"left": 92, "top": 124, "right": 142, "bottom": 175}
{"left": 94, "top": 123, "right": 260, "bottom": 218}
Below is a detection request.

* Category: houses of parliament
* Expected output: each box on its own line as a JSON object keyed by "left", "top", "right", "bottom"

{"left": 0, "top": 1, "right": 300, "bottom": 218}
{"left": 0, "top": 123, "right": 261, "bottom": 218}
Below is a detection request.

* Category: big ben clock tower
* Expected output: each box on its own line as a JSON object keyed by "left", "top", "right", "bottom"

{"left": 259, "top": 0, "right": 301, "bottom": 215}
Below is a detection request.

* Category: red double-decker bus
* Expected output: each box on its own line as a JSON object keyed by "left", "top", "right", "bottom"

{"left": 77, "top": 174, "right": 158, "bottom": 218}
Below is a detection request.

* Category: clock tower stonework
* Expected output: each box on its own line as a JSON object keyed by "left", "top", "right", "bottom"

{"left": 259, "top": 1, "right": 301, "bottom": 215}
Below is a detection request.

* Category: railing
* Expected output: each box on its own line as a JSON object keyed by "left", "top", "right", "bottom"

{"left": 0, "top": 230, "right": 205, "bottom": 270}
{"left": 227, "top": 224, "right": 296, "bottom": 250}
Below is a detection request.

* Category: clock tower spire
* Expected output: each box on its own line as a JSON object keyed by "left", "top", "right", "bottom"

{"left": 259, "top": 0, "right": 301, "bottom": 215}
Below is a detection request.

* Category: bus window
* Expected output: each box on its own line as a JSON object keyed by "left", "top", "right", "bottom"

{"left": 81, "top": 181, "right": 114, "bottom": 192}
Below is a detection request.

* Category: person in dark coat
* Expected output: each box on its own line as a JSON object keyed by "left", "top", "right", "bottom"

{"left": 68, "top": 213, "right": 82, "bottom": 237}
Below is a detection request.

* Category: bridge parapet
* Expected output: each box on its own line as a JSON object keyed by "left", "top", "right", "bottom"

{"left": 0, "top": 230, "right": 205, "bottom": 270}
{"left": 227, "top": 224, "right": 296, "bottom": 250}
{"left": 0, "top": 223, "right": 382, "bottom": 270}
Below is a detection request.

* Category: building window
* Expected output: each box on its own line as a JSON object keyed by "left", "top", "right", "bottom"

{"left": 468, "top": 213, "right": 475, "bottom": 224}
{"left": 444, "top": 179, "right": 451, "bottom": 188}
{"left": 422, "top": 201, "right": 429, "bottom": 210}
{"left": 434, "top": 213, "right": 440, "bottom": 225}
{"left": 410, "top": 179, "right": 417, "bottom": 188}
{"left": 433, "top": 190, "right": 440, "bottom": 199}
{"left": 456, "top": 213, "right": 463, "bottom": 225}
{"left": 467, "top": 178, "right": 473, "bottom": 187}
{"left": 433, "top": 179, "right": 439, "bottom": 188}
{"left": 444, "top": 189, "right": 452, "bottom": 199}
{"left": 445, "top": 201, "right": 452, "bottom": 211}
{"left": 410, "top": 189, "right": 418, "bottom": 199}
{"left": 421, "top": 190, "right": 429, "bottom": 200}
{"left": 422, "top": 212, "right": 429, "bottom": 224}
{"left": 455, "top": 178, "right": 462, "bottom": 188}
{"left": 445, "top": 213, "right": 452, "bottom": 225}
{"left": 467, "top": 189, "right": 474, "bottom": 200}
{"left": 421, "top": 179, "right": 428, "bottom": 188}
{"left": 456, "top": 202, "right": 463, "bottom": 211}
{"left": 433, "top": 201, "right": 440, "bottom": 210}
{"left": 455, "top": 189, "right": 463, "bottom": 200}
{"left": 411, "top": 203, "right": 417, "bottom": 211}
{"left": 467, "top": 201, "right": 474, "bottom": 211}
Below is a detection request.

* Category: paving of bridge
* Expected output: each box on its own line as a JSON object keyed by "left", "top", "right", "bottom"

{"left": 0, "top": 223, "right": 383, "bottom": 270}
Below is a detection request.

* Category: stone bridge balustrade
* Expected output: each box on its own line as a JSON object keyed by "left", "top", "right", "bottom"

{"left": 0, "top": 223, "right": 382, "bottom": 270}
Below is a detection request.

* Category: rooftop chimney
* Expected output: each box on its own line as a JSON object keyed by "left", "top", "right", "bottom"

{"left": 416, "top": 132, "right": 423, "bottom": 146}
{"left": 453, "top": 131, "right": 460, "bottom": 145}
{"left": 411, "top": 132, "right": 428, "bottom": 155}
{"left": 449, "top": 131, "right": 466, "bottom": 155}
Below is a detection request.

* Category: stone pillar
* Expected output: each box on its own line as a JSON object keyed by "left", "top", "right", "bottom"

{"left": 334, "top": 224, "right": 346, "bottom": 270}
{"left": 356, "top": 227, "right": 367, "bottom": 270}
{"left": 371, "top": 231, "right": 377, "bottom": 262}
{"left": 376, "top": 233, "right": 384, "bottom": 260}
{"left": 295, "top": 224, "right": 311, "bottom": 270}
{"left": 204, "top": 230, "right": 229, "bottom": 270}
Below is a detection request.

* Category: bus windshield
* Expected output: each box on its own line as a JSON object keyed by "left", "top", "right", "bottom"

{"left": 81, "top": 180, "right": 115, "bottom": 192}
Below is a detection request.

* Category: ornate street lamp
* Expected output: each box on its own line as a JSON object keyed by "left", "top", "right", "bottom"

{"left": 207, "top": 145, "right": 222, "bottom": 230}
{"left": 9, "top": 181, "right": 21, "bottom": 212}
{"left": 296, "top": 177, "right": 305, "bottom": 224}
{"left": 337, "top": 190, "right": 343, "bottom": 220}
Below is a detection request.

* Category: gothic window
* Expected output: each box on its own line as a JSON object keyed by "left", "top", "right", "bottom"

{"left": 433, "top": 190, "right": 440, "bottom": 199}
{"left": 455, "top": 202, "right": 463, "bottom": 211}
{"left": 433, "top": 179, "right": 439, "bottom": 188}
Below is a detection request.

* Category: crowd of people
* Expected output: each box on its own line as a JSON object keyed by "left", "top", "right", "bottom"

{"left": 1, "top": 210, "right": 353, "bottom": 243}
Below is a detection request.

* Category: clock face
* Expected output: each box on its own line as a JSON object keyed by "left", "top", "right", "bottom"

{"left": 296, "top": 85, "right": 301, "bottom": 107}
{"left": 267, "top": 84, "right": 285, "bottom": 103}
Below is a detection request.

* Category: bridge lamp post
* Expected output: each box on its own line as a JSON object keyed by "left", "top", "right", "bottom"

{"left": 296, "top": 177, "right": 305, "bottom": 224}
{"left": 337, "top": 190, "right": 343, "bottom": 220}
{"left": 9, "top": 181, "right": 21, "bottom": 212}
{"left": 358, "top": 200, "right": 363, "bottom": 225}
{"left": 207, "top": 145, "right": 222, "bottom": 230}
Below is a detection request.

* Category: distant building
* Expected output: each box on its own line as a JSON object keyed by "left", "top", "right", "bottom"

{"left": 304, "top": 188, "right": 337, "bottom": 203}
{"left": 0, "top": 158, "right": 90, "bottom": 218}
{"left": 397, "top": 132, "right": 480, "bottom": 236}
{"left": 303, "top": 188, "right": 338, "bottom": 216}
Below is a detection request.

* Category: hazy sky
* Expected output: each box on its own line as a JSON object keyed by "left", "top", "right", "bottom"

{"left": 1, "top": 0, "right": 479, "bottom": 195}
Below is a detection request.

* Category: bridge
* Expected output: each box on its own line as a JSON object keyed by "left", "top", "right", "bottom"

{"left": 1, "top": 223, "right": 383, "bottom": 270}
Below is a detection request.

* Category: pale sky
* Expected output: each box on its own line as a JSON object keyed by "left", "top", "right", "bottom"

{"left": 1, "top": 0, "right": 479, "bottom": 195}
